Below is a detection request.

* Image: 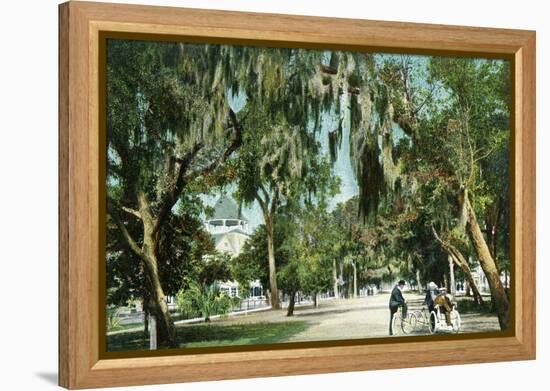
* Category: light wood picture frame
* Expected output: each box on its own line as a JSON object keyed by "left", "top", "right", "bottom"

{"left": 59, "top": 1, "right": 536, "bottom": 389}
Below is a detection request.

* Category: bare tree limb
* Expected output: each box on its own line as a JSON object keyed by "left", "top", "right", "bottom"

{"left": 109, "top": 210, "right": 143, "bottom": 257}
{"left": 121, "top": 206, "right": 142, "bottom": 219}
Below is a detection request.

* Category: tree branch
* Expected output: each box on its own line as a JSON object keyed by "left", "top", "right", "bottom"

{"left": 390, "top": 58, "right": 416, "bottom": 138}
{"left": 392, "top": 111, "right": 414, "bottom": 137}
{"left": 270, "top": 186, "right": 280, "bottom": 216}
{"left": 121, "top": 206, "right": 142, "bottom": 219}
{"left": 153, "top": 107, "right": 243, "bottom": 235}
{"left": 320, "top": 64, "right": 337, "bottom": 75}
{"left": 183, "top": 107, "right": 243, "bottom": 183}
{"left": 152, "top": 141, "right": 204, "bottom": 235}
{"left": 109, "top": 208, "right": 143, "bottom": 258}
{"left": 473, "top": 145, "right": 497, "bottom": 164}
{"left": 431, "top": 224, "right": 453, "bottom": 253}
{"left": 432, "top": 224, "right": 466, "bottom": 268}
{"left": 255, "top": 192, "right": 269, "bottom": 220}
{"left": 412, "top": 85, "right": 436, "bottom": 116}
{"left": 259, "top": 183, "right": 271, "bottom": 205}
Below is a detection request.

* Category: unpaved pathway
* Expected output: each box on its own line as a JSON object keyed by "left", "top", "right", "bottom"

{"left": 208, "top": 293, "right": 501, "bottom": 342}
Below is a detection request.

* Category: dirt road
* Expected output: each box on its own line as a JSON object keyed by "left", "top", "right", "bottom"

{"left": 212, "top": 293, "right": 501, "bottom": 343}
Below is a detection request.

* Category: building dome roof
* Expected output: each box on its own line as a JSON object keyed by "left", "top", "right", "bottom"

{"left": 210, "top": 195, "right": 248, "bottom": 222}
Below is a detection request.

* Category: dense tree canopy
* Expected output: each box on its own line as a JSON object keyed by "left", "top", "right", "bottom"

{"left": 106, "top": 37, "right": 512, "bottom": 349}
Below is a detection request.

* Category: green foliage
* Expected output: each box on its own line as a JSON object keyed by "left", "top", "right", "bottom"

{"left": 107, "top": 321, "right": 310, "bottom": 351}
{"left": 230, "top": 228, "right": 269, "bottom": 296}
{"left": 106, "top": 193, "right": 215, "bottom": 307}
{"left": 106, "top": 37, "right": 511, "bottom": 333}
{"left": 175, "top": 282, "right": 237, "bottom": 322}
{"left": 106, "top": 306, "right": 123, "bottom": 332}
{"left": 106, "top": 40, "right": 248, "bottom": 311}
{"left": 277, "top": 202, "right": 343, "bottom": 298}
{"left": 198, "top": 253, "right": 233, "bottom": 287}
{"left": 456, "top": 297, "right": 496, "bottom": 314}
{"left": 230, "top": 220, "right": 291, "bottom": 296}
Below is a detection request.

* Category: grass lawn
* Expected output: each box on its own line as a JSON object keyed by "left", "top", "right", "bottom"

{"left": 108, "top": 322, "right": 145, "bottom": 333}
{"left": 455, "top": 295, "right": 496, "bottom": 314}
{"left": 107, "top": 321, "right": 310, "bottom": 352}
{"left": 107, "top": 312, "right": 189, "bottom": 333}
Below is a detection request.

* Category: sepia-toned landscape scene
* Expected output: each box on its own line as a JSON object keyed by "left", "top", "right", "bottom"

{"left": 105, "top": 38, "right": 511, "bottom": 352}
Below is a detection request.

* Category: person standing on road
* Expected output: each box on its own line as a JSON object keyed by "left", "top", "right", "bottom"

{"left": 424, "top": 281, "right": 439, "bottom": 329}
{"left": 389, "top": 279, "right": 407, "bottom": 335}
{"left": 424, "top": 282, "right": 439, "bottom": 312}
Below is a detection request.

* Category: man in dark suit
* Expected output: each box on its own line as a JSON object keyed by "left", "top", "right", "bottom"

{"left": 389, "top": 279, "right": 407, "bottom": 335}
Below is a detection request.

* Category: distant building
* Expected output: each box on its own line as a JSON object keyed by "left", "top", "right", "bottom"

{"left": 472, "top": 263, "right": 510, "bottom": 292}
{"left": 205, "top": 195, "right": 250, "bottom": 257}
{"left": 204, "top": 195, "right": 264, "bottom": 300}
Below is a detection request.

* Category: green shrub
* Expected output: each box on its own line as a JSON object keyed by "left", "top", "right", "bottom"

{"left": 107, "top": 306, "right": 123, "bottom": 332}
{"left": 456, "top": 298, "right": 495, "bottom": 314}
{"left": 176, "top": 282, "right": 236, "bottom": 322}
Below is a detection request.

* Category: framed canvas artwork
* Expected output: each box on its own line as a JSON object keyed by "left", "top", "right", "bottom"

{"left": 59, "top": 1, "right": 536, "bottom": 389}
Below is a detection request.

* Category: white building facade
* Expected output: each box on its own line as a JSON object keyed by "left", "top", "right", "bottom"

{"left": 205, "top": 195, "right": 263, "bottom": 299}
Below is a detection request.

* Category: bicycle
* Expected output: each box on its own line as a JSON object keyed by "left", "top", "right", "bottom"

{"left": 407, "top": 304, "right": 461, "bottom": 334}
{"left": 407, "top": 306, "right": 430, "bottom": 332}
{"left": 391, "top": 307, "right": 417, "bottom": 335}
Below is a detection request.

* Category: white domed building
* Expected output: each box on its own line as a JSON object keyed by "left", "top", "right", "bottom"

{"left": 204, "top": 195, "right": 264, "bottom": 300}
{"left": 205, "top": 195, "right": 250, "bottom": 257}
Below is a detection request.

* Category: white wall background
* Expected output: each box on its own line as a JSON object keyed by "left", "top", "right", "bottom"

{"left": 0, "top": 0, "right": 546, "bottom": 389}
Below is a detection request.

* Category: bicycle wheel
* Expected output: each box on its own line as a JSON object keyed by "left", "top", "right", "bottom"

{"left": 428, "top": 311, "right": 437, "bottom": 334}
{"left": 415, "top": 309, "right": 427, "bottom": 329}
{"left": 391, "top": 311, "right": 402, "bottom": 336}
{"left": 402, "top": 312, "right": 416, "bottom": 334}
{"left": 451, "top": 310, "right": 461, "bottom": 333}
{"left": 419, "top": 310, "right": 429, "bottom": 327}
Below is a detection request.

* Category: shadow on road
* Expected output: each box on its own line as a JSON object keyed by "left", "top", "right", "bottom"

{"left": 294, "top": 306, "right": 363, "bottom": 318}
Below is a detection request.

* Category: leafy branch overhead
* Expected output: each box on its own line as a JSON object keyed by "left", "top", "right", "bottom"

{"left": 106, "top": 37, "right": 512, "bottom": 350}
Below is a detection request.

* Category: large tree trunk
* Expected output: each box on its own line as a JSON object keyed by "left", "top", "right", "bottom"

{"left": 352, "top": 261, "right": 357, "bottom": 298}
{"left": 504, "top": 268, "right": 509, "bottom": 289}
{"left": 332, "top": 259, "right": 339, "bottom": 299}
{"left": 112, "top": 204, "right": 177, "bottom": 347}
{"left": 265, "top": 220, "right": 281, "bottom": 309}
{"left": 340, "top": 263, "right": 345, "bottom": 298}
{"left": 109, "top": 113, "right": 243, "bottom": 349}
{"left": 448, "top": 255, "right": 456, "bottom": 296}
{"left": 142, "top": 252, "right": 176, "bottom": 347}
{"left": 463, "top": 189, "right": 509, "bottom": 330}
{"left": 416, "top": 269, "right": 422, "bottom": 293}
{"left": 287, "top": 291, "right": 296, "bottom": 316}
{"left": 448, "top": 251, "right": 483, "bottom": 305}
{"left": 143, "top": 294, "right": 149, "bottom": 335}
{"left": 486, "top": 222, "right": 499, "bottom": 270}
{"left": 139, "top": 195, "right": 177, "bottom": 347}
